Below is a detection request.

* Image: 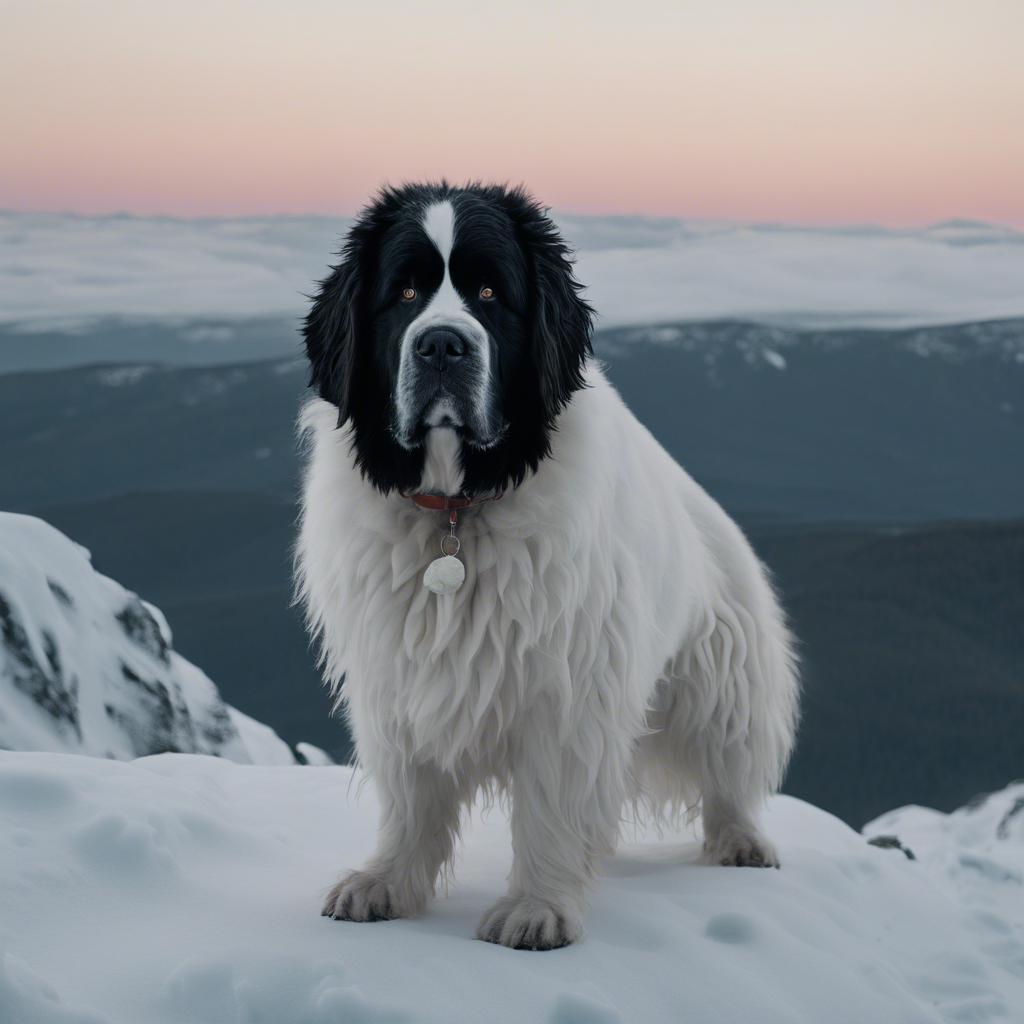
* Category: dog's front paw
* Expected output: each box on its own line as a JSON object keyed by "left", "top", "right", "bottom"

{"left": 476, "top": 895, "right": 582, "bottom": 950}
{"left": 704, "top": 823, "right": 779, "bottom": 868}
{"left": 322, "top": 870, "right": 400, "bottom": 922}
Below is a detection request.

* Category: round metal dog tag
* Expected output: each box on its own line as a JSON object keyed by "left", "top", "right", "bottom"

{"left": 423, "top": 555, "right": 465, "bottom": 594}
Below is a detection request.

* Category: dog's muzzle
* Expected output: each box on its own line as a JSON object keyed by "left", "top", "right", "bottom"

{"left": 394, "top": 318, "right": 501, "bottom": 449}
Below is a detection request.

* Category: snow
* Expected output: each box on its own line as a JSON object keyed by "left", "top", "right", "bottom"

{"left": 1, "top": 753, "right": 1021, "bottom": 1024}
{"left": 864, "top": 782, "right": 1024, "bottom": 985}
{"left": 0, "top": 512, "right": 295, "bottom": 766}
{"left": 3, "top": 211, "right": 1024, "bottom": 332}
{"left": 94, "top": 366, "right": 155, "bottom": 387}
{"left": 295, "top": 742, "right": 336, "bottom": 767}
{"left": 226, "top": 708, "right": 296, "bottom": 767}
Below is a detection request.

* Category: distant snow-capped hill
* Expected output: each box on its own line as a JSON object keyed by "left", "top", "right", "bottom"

{"left": 0, "top": 511, "right": 297, "bottom": 764}
{"left": 596, "top": 316, "right": 1024, "bottom": 365}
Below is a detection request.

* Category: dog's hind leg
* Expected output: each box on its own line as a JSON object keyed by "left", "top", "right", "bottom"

{"left": 695, "top": 597, "right": 798, "bottom": 867}
{"left": 323, "top": 757, "right": 469, "bottom": 922}
{"left": 643, "top": 593, "right": 799, "bottom": 868}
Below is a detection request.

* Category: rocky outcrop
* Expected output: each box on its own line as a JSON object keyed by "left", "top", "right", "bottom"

{"left": 0, "top": 512, "right": 294, "bottom": 764}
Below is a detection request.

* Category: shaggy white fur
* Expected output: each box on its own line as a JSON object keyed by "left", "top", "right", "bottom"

{"left": 296, "top": 362, "right": 799, "bottom": 949}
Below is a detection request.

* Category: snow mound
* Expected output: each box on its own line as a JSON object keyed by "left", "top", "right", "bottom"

{"left": 3, "top": 210, "right": 1024, "bottom": 332}
{"left": 0, "top": 512, "right": 294, "bottom": 765}
{"left": 1, "top": 752, "right": 1021, "bottom": 1024}
{"left": 865, "top": 782, "right": 1024, "bottom": 984}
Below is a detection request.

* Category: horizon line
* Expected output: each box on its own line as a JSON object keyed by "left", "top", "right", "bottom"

{"left": 3, "top": 207, "right": 1023, "bottom": 235}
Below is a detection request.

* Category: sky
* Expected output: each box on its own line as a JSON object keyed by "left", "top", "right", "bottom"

{"left": 2, "top": 0, "right": 1023, "bottom": 225}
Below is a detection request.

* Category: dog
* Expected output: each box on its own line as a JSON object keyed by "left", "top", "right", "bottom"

{"left": 295, "top": 182, "right": 799, "bottom": 950}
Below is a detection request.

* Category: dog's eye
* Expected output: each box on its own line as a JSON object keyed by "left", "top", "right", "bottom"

{"left": 401, "top": 287, "right": 416, "bottom": 301}
{"left": 479, "top": 286, "right": 494, "bottom": 300}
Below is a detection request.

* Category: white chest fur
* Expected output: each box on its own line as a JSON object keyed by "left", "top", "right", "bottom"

{"left": 324, "top": 503, "right": 591, "bottom": 763}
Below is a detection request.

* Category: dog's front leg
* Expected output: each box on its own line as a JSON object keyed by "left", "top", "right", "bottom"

{"left": 323, "top": 757, "right": 467, "bottom": 922}
{"left": 477, "top": 700, "right": 623, "bottom": 950}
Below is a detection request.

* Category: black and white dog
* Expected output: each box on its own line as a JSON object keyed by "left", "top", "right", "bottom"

{"left": 295, "top": 182, "right": 799, "bottom": 950}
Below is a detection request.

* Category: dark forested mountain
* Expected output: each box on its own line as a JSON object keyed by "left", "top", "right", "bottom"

{"left": 596, "top": 318, "right": 1024, "bottom": 523}
{"left": 2, "top": 317, "right": 1021, "bottom": 519}
{"left": 754, "top": 520, "right": 1024, "bottom": 825}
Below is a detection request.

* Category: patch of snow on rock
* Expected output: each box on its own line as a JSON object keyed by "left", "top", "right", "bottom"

{"left": 226, "top": 707, "right": 296, "bottom": 767}
{"left": 95, "top": 366, "right": 153, "bottom": 387}
{"left": 295, "top": 741, "right": 336, "bottom": 766}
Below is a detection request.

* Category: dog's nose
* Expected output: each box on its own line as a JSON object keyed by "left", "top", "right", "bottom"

{"left": 414, "top": 328, "right": 465, "bottom": 371}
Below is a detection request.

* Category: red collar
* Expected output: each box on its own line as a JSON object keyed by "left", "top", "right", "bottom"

{"left": 400, "top": 490, "right": 503, "bottom": 525}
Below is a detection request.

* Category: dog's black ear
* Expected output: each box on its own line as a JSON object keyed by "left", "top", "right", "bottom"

{"left": 513, "top": 196, "right": 595, "bottom": 421}
{"left": 302, "top": 243, "right": 364, "bottom": 427}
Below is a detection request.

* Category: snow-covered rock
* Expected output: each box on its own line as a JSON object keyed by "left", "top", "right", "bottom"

{"left": 295, "top": 741, "right": 336, "bottom": 766}
{"left": 0, "top": 512, "right": 294, "bottom": 765}
{"left": 226, "top": 707, "right": 297, "bottom": 767}
{"left": 0, "top": 752, "right": 1021, "bottom": 1024}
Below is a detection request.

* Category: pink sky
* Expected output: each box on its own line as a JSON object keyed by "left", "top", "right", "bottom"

{"left": 3, "top": 0, "right": 1023, "bottom": 225}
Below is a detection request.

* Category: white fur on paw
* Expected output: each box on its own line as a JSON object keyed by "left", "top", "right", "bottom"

{"left": 321, "top": 870, "right": 400, "bottom": 922}
{"left": 705, "top": 824, "right": 780, "bottom": 868}
{"left": 476, "top": 895, "right": 582, "bottom": 950}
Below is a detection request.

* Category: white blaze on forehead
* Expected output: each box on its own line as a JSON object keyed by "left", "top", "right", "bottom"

{"left": 422, "top": 200, "right": 456, "bottom": 263}
{"left": 417, "top": 200, "right": 468, "bottom": 320}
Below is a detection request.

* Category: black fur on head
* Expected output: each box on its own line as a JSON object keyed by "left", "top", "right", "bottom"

{"left": 302, "top": 182, "right": 594, "bottom": 495}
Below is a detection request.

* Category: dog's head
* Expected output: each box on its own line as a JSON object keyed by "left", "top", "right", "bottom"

{"left": 303, "top": 182, "right": 594, "bottom": 495}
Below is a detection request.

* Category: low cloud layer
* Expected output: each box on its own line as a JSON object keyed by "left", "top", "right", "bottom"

{"left": 3, "top": 211, "right": 1024, "bottom": 331}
